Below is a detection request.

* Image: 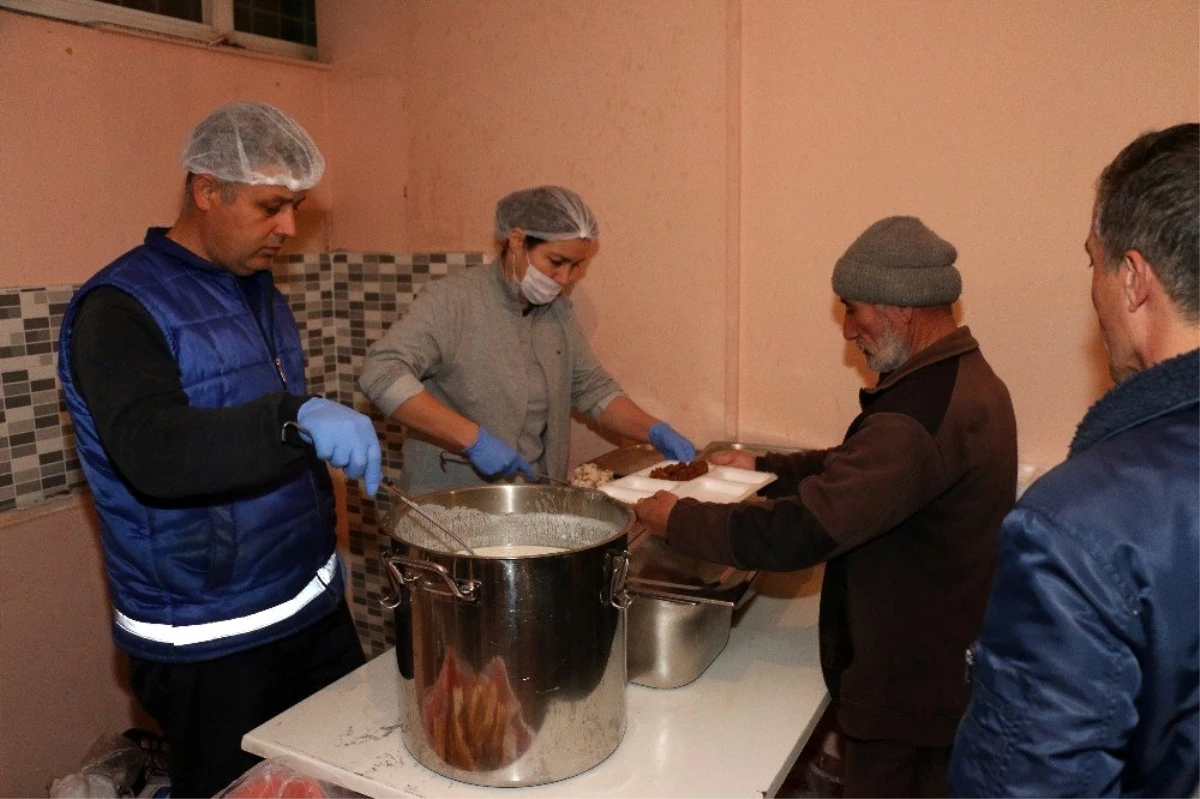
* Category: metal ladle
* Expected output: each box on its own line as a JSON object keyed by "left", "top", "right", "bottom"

{"left": 281, "top": 419, "right": 478, "bottom": 555}
{"left": 378, "top": 479, "right": 477, "bottom": 556}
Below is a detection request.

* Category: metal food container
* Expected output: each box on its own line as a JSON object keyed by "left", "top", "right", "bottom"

{"left": 625, "top": 525, "right": 756, "bottom": 688}
{"left": 587, "top": 441, "right": 807, "bottom": 689}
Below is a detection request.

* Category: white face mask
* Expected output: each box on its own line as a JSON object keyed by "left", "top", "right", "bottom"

{"left": 519, "top": 260, "right": 562, "bottom": 305}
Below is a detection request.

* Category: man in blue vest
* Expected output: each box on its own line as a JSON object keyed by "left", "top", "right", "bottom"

{"left": 58, "top": 102, "right": 382, "bottom": 797}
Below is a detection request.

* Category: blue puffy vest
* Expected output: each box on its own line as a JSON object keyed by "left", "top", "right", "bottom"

{"left": 58, "top": 229, "right": 342, "bottom": 663}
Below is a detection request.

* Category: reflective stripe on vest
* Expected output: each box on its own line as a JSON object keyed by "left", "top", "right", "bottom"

{"left": 113, "top": 553, "right": 339, "bottom": 646}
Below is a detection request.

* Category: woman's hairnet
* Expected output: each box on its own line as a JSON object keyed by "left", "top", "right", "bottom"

{"left": 180, "top": 102, "right": 324, "bottom": 191}
{"left": 494, "top": 186, "right": 599, "bottom": 242}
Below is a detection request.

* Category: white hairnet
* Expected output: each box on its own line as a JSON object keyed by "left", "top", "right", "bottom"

{"left": 180, "top": 102, "right": 324, "bottom": 191}
{"left": 494, "top": 186, "right": 599, "bottom": 242}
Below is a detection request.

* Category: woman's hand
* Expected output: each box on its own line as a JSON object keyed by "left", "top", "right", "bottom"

{"left": 463, "top": 426, "right": 536, "bottom": 480}
{"left": 634, "top": 490, "right": 679, "bottom": 534}
{"left": 707, "top": 448, "right": 757, "bottom": 470}
{"left": 648, "top": 422, "right": 696, "bottom": 462}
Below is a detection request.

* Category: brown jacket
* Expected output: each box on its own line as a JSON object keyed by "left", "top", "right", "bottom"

{"left": 667, "top": 327, "right": 1017, "bottom": 745}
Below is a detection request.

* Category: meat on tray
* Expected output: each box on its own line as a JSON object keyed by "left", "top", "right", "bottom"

{"left": 649, "top": 461, "right": 710, "bottom": 481}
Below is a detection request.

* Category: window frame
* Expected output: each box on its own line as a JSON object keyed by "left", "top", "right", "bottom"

{"left": 0, "top": 0, "right": 317, "bottom": 61}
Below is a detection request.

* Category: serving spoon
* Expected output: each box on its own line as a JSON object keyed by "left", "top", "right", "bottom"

{"left": 378, "top": 479, "right": 477, "bottom": 557}
{"left": 284, "top": 420, "right": 477, "bottom": 554}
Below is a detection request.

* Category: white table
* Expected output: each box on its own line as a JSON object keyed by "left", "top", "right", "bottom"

{"left": 243, "top": 568, "right": 829, "bottom": 798}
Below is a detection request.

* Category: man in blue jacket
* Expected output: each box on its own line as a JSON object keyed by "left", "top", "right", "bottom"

{"left": 59, "top": 102, "right": 382, "bottom": 797}
{"left": 950, "top": 122, "right": 1199, "bottom": 797}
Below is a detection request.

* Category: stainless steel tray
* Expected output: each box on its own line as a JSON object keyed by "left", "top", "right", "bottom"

{"left": 587, "top": 443, "right": 663, "bottom": 478}
{"left": 625, "top": 522, "right": 757, "bottom": 689}
{"left": 627, "top": 589, "right": 740, "bottom": 689}
{"left": 585, "top": 441, "right": 808, "bottom": 689}
{"left": 626, "top": 525, "right": 755, "bottom": 606}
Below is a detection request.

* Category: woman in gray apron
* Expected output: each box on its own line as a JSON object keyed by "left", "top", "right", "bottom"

{"left": 358, "top": 185, "right": 694, "bottom": 495}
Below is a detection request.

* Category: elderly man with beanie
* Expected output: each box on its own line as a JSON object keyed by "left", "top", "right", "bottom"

{"left": 635, "top": 216, "right": 1017, "bottom": 798}
{"left": 59, "top": 102, "right": 379, "bottom": 797}
{"left": 359, "top": 185, "right": 694, "bottom": 494}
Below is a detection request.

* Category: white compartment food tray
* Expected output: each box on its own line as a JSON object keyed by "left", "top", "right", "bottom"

{"left": 599, "top": 461, "right": 776, "bottom": 504}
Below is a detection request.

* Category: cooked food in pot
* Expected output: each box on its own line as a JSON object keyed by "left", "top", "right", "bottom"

{"left": 570, "top": 462, "right": 614, "bottom": 489}
{"left": 650, "top": 460, "right": 710, "bottom": 481}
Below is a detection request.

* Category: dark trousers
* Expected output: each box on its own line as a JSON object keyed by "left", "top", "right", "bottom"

{"left": 128, "top": 602, "right": 365, "bottom": 798}
{"left": 843, "top": 736, "right": 951, "bottom": 798}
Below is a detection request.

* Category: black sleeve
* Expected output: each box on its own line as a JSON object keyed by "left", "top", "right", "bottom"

{"left": 667, "top": 495, "right": 838, "bottom": 572}
{"left": 69, "top": 286, "right": 314, "bottom": 499}
{"left": 755, "top": 448, "right": 830, "bottom": 499}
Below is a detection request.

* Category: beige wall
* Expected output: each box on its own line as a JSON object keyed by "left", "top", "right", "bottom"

{"left": 322, "top": 0, "right": 1198, "bottom": 466}
{"left": 739, "top": 0, "right": 1199, "bottom": 465}
{"left": 0, "top": 1, "right": 1196, "bottom": 792}
{"left": 4, "top": 2, "right": 1195, "bottom": 463}
{"left": 0, "top": 496, "right": 152, "bottom": 798}
{"left": 316, "top": 5, "right": 409, "bottom": 252}
{"left": 0, "top": 11, "right": 333, "bottom": 288}
{"left": 321, "top": 0, "right": 736, "bottom": 461}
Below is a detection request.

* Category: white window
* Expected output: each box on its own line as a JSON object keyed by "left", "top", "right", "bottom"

{"left": 0, "top": 0, "right": 317, "bottom": 61}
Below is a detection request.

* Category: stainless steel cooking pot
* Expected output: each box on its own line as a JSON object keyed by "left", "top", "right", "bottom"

{"left": 381, "top": 485, "right": 633, "bottom": 787}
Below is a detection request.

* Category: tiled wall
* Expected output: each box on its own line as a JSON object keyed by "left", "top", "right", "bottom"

{"left": 0, "top": 251, "right": 485, "bottom": 658}
{"left": 0, "top": 287, "right": 83, "bottom": 511}
{"left": 323, "top": 252, "right": 485, "bottom": 657}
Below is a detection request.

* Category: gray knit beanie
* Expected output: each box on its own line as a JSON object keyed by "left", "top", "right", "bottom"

{"left": 831, "top": 216, "right": 961, "bottom": 306}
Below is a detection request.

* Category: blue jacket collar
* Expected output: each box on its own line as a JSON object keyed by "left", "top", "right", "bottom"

{"left": 144, "top": 227, "right": 225, "bottom": 274}
{"left": 1070, "top": 348, "right": 1199, "bottom": 456}
{"left": 144, "top": 227, "right": 273, "bottom": 291}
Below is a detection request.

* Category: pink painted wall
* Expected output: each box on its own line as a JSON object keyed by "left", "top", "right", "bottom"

{"left": 738, "top": 0, "right": 1199, "bottom": 466}
{"left": 316, "top": 5, "right": 409, "bottom": 252}
{"left": 0, "top": 496, "right": 153, "bottom": 798}
{"left": 0, "top": 11, "right": 332, "bottom": 288}
{"left": 9, "top": 2, "right": 1191, "bottom": 466}
{"left": 325, "top": 0, "right": 735, "bottom": 462}
{"left": 325, "top": 0, "right": 1198, "bottom": 467}
{"left": 0, "top": 2, "right": 1197, "bottom": 792}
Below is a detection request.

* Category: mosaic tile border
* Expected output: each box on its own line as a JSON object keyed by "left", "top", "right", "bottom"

{"left": 330, "top": 252, "right": 484, "bottom": 657}
{"left": 0, "top": 286, "right": 83, "bottom": 512}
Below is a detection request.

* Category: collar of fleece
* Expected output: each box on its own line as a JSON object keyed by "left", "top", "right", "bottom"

{"left": 1070, "top": 348, "right": 1199, "bottom": 456}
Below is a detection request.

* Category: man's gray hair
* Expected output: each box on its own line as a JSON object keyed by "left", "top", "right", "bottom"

{"left": 1095, "top": 123, "right": 1198, "bottom": 322}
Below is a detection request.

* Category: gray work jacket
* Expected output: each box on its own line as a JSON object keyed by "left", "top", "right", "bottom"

{"left": 358, "top": 259, "right": 622, "bottom": 495}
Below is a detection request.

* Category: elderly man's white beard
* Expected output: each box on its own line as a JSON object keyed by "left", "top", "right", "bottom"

{"left": 862, "top": 316, "right": 910, "bottom": 374}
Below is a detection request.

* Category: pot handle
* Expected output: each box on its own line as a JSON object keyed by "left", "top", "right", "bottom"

{"left": 379, "top": 555, "right": 415, "bottom": 679}
{"left": 383, "top": 552, "right": 480, "bottom": 603}
{"left": 605, "top": 550, "right": 633, "bottom": 610}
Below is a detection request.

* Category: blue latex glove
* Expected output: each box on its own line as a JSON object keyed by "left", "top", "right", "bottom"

{"left": 463, "top": 426, "right": 536, "bottom": 481}
{"left": 296, "top": 398, "right": 383, "bottom": 496}
{"left": 649, "top": 422, "right": 696, "bottom": 462}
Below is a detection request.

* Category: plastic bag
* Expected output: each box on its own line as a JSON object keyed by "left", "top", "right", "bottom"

{"left": 215, "top": 759, "right": 364, "bottom": 799}
{"left": 49, "top": 732, "right": 146, "bottom": 798}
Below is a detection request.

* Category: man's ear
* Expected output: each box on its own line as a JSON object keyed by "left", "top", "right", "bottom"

{"left": 190, "top": 175, "right": 220, "bottom": 211}
{"left": 1122, "top": 250, "right": 1155, "bottom": 312}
